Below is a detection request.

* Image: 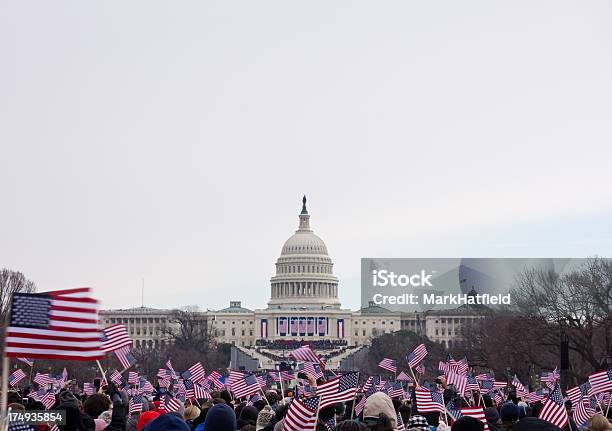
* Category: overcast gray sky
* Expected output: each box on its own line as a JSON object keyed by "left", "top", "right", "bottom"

{"left": 1, "top": 1, "right": 611, "bottom": 311}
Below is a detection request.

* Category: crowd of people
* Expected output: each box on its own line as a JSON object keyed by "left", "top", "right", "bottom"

{"left": 4, "top": 374, "right": 612, "bottom": 431}
{"left": 255, "top": 340, "right": 348, "bottom": 350}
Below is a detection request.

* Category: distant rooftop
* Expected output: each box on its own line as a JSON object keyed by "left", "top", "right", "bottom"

{"left": 217, "top": 301, "right": 253, "bottom": 313}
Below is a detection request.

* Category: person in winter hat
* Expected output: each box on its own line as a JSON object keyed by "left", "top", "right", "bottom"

{"left": 256, "top": 405, "right": 276, "bottom": 431}
{"left": 452, "top": 416, "right": 484, "bottom": 431}
{"left": 203, "top": 403, "right": 237, "bottom": 431}
{"left": 136, "top": 411, "right": 160, "bottom": 431}
{"left": 363, "top": 391, "right": 397, "bottom": 430}
{"left": 142, "top": 414, "right": 190, "bottom": 431}
{"left": 406, "top": 414, "right": 429, "bottom": 431}
{"left": 512, "top": 417, "right": 563, "bottom": 431}
{"left": 484, "top": 407, "right": 501, "bottom": 431}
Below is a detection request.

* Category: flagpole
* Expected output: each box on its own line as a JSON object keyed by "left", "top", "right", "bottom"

{"left": 0, "top": 356, "right": 9, "bottom": 429}
{"left": 279, "top": 372, "right": 285, "bottom": 405}
{"left": 409, "top": 367, "right": 420, "bottom": 388}
{"left": 349, "top": 372, "right": 359, "bottom": 421}
{"left": 96, "top": 360, "right": 108, "bottom": 385}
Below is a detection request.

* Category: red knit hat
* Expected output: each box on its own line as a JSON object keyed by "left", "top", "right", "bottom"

{"left": 136, "top": 411, "right": 160, "bottom": 431}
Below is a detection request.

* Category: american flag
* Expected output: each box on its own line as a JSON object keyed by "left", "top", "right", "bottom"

{"left": 140, "top": 378, "right": 154, "bottom": 394}
{"left": 83, "top": 382, "right": 94, "bottom": 395}
{"left": 306, "top": 318, "right": 315, "bottom": 334}
{"left": 480, "top": 380, "right": 494, "bottom": 393}
{"left": 290, "top": 345, "right": 322, "bottom": 366}
{"left": 109, "top": 370, "right": 123, "bottom": 385}
{"left": 466, "top": 375, "right": 480, "bottom": 392}
{"left": 492, "top": 380, "right": 507, "bottom": 390}
{"left": 318, "top": 372, "right": 359, "bottom": 409}
{"left": 493, "top": 390, "right": 505, "bottom": 405}
{"left": 207, "top": 371, "right": 224, "bottom": 389}
{"left": 540, "top": 368, "right": 560, "bottom": 386}
{"left": 298, "top": 362, "right": 323, "bottom": 380}
{"left": 439, "top": 361, "right": 450, "bottom": 374}
{"left": 101, "top": 324, "right": 132, "bottom": 352}
{"left": 378, "top": 358, "right": 397, "bottom": 373}
{"left": 194, "top": 383, "right": 212, "bottom": 400}
{"left": 269, "top": 370, "right": 294, "bottom": 382}
{"left": 407, "top": 344, "right": 428, "bottom": 368}
{"left": 566, "top": 386, "right": 582, "bottom": 406}
{"left": 183, "top": 379, "right": 196, "bottom": 399}
{"left": 362, "top": 375, "right": 381, "bottom": 392}
{"left": 396, "top": 411, "right": 406, "bottom": 431}
{"left": 512, "top": 375, "right": 528, "bottom": 399}
{"left": 446, "top": 370, "right": 467, "bottom": 396}
{"left": 129, "top": 394, "right": 143, "bottom": 415}
{"left": 227, "top": 370, "right": 246, "bottom": 387}
{"left": 246, "top": 394, "right": 262, "bottom": 406}
{"left": 279, "top": 318, "right": 287, "bottom": 334}
{"left": 9, "top": 369, "right": 27, "bottom": 387}
{"left": 454, "top": 357, "right": 470, "bottom": 376}
{"left": 573, "top": 396, "right": 595, "bottom": 428}
{"left": 396, "top": 371, "right": 413, "bottom": 382}
{"left": 5, "top": 288, "right": 104, "bottom": 361}
{"left": 182, "top": 362, "right": 206, "bottom": 383}
{"left": 386, "top": 381, "right": 404, "bottom": 399}
{"left": 475, "top": 372, "right": 493, "bottom": 381}
{"left": 446, "top": 399, "right": 462, "bottom": 421}
{"left": 34, "top": 373, "right": 53, "bottom": 386}
{"left": 166, "top": 359, "right": 176, "bottom": 376}
{"left": 538, "top": 386, "right": 568, "bottom": 429}
{"left": 41, "top": 391, "right": 56, "bottom": 410}
{"left": 324, "top": 415, "right": 336, "bottom": 431}
{"left": 415, "top": 364, "right": 426, "bottom": 375}
{"left": 17, "top": 357, "right": 33, "bottom": 367}
{"left": 415, "top": 387, "right": 445, "bottom": 413}
{"left": 461, "top": 407, "right": 489, "bottom": 431}
{"left": 318, "top": 318, "right": 326, "bottom": 335}
{"left": 283, "top": 395, "right": 320, "bottom": 431}
{"left": 233, "top": 374, "right": 261, "bottom": 399}
{"left": 588, "top": 369, "right": 612, "bottom": 395}
{"left": 128, "top": 371, "right": 139, "bottom": 385}
{"left": 527, "top": 391, "right": 544, "bottom": 404}
{"left": 165, "top": 395, "right": 183, "bottom": 413}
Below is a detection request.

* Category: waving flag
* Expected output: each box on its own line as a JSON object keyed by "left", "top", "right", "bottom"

{"left": 538, "top": 386, "right": 568, "bottom": 429}
{"left": 101, "top": 324, "right": 132, "bottom": 352}
{"left": 128, "top": 371, "right": 139, "bottom": 385}
{"left": 396, "top": 371, "right": 413, "bottom": 382}
{"left": 5, "top": 288, "right": 104, "bottom": 361}
{"left": 183, "top": 362, "right": 205, "bottom": 383}
{"left": 573, "top": 397, "right": 595, "bottom": 428}
{"left": 461, "top": 407, "right": 489, "bottom": 431}
{"left": 283, "top": 395, "right": 320, "bottom": 431}
{"left": 415, "top": 387, "right": 445, "bottom": 413}
{"left": 9, "top": 369, "right": 27, "bottom": 387}
{"left": 378, "top": 358, "right": 397, "bottom": 373}
{"left": 233, "top": 374, "right": 261, "bottom": 399}
{"left": 407, "top": 344, "right": 428, "bottom": 368}
{"left": 290, "top": 345, "right": 322, "bottom": 366}
{"left": 588, "top": 369, "right": 612, "bottom": 395}
{"left": 446, "top": 370, "right": 467, "bottom": 396}
{"left": 41, "top": 391, "right": 56, "bottom": 410}
{"left": 129, "top": 394, "right": 143, "bottom": 416}
{"left": 114, "top": 346, "right": 136, "bottom": 369}
{"left": 512, "top": 375, "right": 528, "bottom": 399}
{"left": 109, "top": 370, "right": 123, "bottom": 385}
{"left": 318, "top": 372, "right": 359, "bottom": 409}
{"left": 298, "top": 362, "right": 323, "bottom": 380}
{"left": 17, "top": 358, "right": 33, "bottom": 367}
{"left": 83, "top": 382, "right": 94, "bottom": 395}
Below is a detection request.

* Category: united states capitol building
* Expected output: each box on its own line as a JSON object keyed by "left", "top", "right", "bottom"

{"left": 100, "top": 197, "right": 485, "bottom": 367}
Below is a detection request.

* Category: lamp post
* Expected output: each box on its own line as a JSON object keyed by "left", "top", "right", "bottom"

{"left": 560, "top": 329, "right": 569, "bottom": 390}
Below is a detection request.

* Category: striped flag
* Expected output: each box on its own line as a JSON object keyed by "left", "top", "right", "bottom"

{"left": 194, "top": 383, "right": 212, "bottom": 400}
{"left": 298, "top": 362, "right": 323, "bottom": 380}
{"left": 290, "top": 345, "right": 322, "bottom": 367}
{"left": 101, "top": 324, "right": 132, "bottom": 352}
{"left": 317, "top": 372, "right": 359, "bottom": 409}
{"left": 512, "top": 375, "right": 528, "bottom": 399}
{"left": 573, "top": 396, "right": 595, "bottom": 428}
{"left": 128, "top": 371, "right": 139, "bottom": 385}
{"left": 109, "top": 370, "right": 123, "bottom": 385}
{"left": 17, "top": 357, "right": 33, "bottom": 367}
{"left": 588, "top": 369, "right": 612, "bottom": 395}
{"left": 415, "top": 387, "right": 445, "bottom": 413}
{"left": 396, "top": 371, "right": 413, "bottom": 382}
{"left": 378, "top": 358, "right": 397, "bottom": 373}
{"left": 446, "top": 370, "right": 467, "bottom": 396}
{"left": 538, "top": 386, "right": 568, "bottom": 429}
{"left": 396, "top": 411, "right": 406, "bottom": 431}
{"left": 41, "top": 391, "right": 56, "bottom": 409}
{"left": 232, "top": 374, "right": 261, "bottom": 399}
{"left": 5, "top": 288, "right": 104, "bottom": 361}
{"left": 9, "top": 369, "right": 27, "bottom": 387}
{"left": 182, "top": 362, "right": 206, "bottom": 383}
{"left": 83, "top": 382, "right": 94, "bottom": 395}
{"left": 407, "top": 344, "right": 428, "bottom": 368}
{"left": 283, "top": 395, "right": 320, "bottom": 431}
{"left": 114, "top": 346, "right": 136, "bottom": 369}
{"left": 461, "top": 407, "right": 489, "bottom": 431}
{"left": 129, "top": 394, "right": 143, "bottom": 415}
{"left": 34, "top": 372, "right": 53, "bottom": 386}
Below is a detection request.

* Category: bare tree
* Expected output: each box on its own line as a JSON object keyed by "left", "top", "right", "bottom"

{"left": 0, "top": 268, "right": 36, "bottom": 327}
{"left": 512, "top": 257, "right": 611, "bottom": 372}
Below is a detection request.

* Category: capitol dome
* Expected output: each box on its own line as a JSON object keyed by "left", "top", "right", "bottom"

{"left": 268, "top": 196, "right": 340, "bottom": 310}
